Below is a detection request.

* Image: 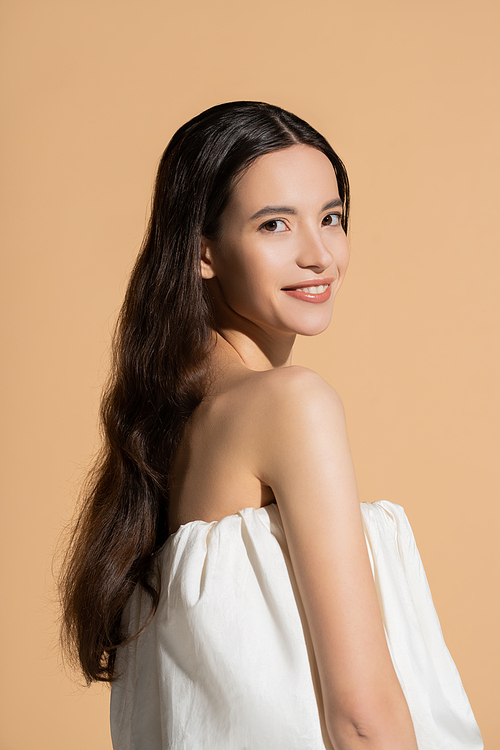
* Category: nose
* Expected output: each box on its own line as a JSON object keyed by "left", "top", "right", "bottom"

{"left": 295, "top": 225, "right": 335, "bottom": 273}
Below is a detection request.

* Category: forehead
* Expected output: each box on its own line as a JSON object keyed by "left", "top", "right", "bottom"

{"left": 229, "top": 145, "right": 339, "bottom": 214}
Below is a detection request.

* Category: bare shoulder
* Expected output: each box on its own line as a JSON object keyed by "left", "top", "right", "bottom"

{"left": 251, "top": 365, "right": 345, "bottom": 432}
{"left": 241, "top": 366, "right": 348, "bottom": 489}
{"left": 251, "top": 364, "right": 341, "bottom": 403}
{"left": 197, "top": 364, "right": 347, "bottom": 500}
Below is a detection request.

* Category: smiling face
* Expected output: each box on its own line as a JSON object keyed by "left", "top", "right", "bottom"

{"left": 201, "top": 144, "right": 350, "bottom": 339}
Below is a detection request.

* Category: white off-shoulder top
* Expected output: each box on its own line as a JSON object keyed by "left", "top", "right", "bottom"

{"left": 111, "top": 501, "right": 483, "bottom": 749}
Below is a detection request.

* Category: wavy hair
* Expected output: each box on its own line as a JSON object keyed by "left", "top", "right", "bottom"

{"left": 59, "top": 101, "right": 350, "bottom": 683}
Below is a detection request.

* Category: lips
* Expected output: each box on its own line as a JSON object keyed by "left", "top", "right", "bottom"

{"left": 282, "top": 284, "right": 332, "bottom": 304}
{"left": 281, "top": 276, "right": 335, "bottom": 291}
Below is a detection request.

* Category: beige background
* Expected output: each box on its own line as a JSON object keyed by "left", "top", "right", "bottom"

{"left": 1, "top": 0, "right": 498, "bottom": 747}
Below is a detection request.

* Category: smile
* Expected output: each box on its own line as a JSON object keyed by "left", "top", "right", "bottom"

{"left": 282, "top": 284, "right": 332, "bottom": 303}
{"left": 292, "top": 284, "right": 329, "bottom": 295}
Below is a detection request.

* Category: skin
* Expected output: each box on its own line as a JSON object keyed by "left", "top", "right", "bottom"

{"left": 168, "top": 145, "right": 418, "bottom": 749}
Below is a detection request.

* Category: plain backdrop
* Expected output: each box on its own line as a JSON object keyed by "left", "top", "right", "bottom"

{"left": 1, "top": 0, "right": 498, "bottom": 747}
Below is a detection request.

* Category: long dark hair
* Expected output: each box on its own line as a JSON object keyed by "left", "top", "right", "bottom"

{"left": 59, "top": 101, "right": 350, "bottom": 684}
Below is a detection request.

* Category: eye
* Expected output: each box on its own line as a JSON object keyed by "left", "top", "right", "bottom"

{"left": 322, "top": 213, "right": 341, "bottom": 227}
{"left": 260, "top": 219, "right": 288, "bottom": 232}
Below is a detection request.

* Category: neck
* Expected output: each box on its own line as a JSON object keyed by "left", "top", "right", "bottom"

{"left": 212, "top": 326, "right": 295, "bottom": 371}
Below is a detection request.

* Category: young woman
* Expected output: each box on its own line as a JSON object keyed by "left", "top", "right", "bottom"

{"left": 60, "top": 102, "right": 483, "bottom": 749}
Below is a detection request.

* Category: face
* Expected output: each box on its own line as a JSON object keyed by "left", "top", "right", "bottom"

{"left": 201, "top": 144, "right": 350, "bottom": 338}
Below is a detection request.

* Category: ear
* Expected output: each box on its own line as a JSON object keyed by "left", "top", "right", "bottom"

{"left": 200, "top": 236, "right": 217, "bottom": 280}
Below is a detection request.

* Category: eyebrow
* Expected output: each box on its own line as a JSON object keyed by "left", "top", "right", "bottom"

{"left": 249, "top": 198, "right": 343, "bottom": 221}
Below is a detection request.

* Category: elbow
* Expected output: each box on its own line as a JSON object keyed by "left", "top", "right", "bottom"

{"left": 325, "top": 698, "right": 417, "bottom": 750}
{"left": 326, "top": 713, "right": 377, "bottom": 748}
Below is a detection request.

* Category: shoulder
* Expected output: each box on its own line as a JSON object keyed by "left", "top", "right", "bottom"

{"left": 204, "top": 364, "right": 348, "bottom": 488}
{"left": 253, "top": 365, "right": 344, "bottom": 424}
{"left": 247, "top": 366, "right": 348, "bottom": 486}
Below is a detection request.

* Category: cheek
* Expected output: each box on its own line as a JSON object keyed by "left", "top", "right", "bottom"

{"left": 218, "top": 243, "right": 279, "bottom": 298}
{"left": 216, "top": 247, "right": 285, "bottom": 322}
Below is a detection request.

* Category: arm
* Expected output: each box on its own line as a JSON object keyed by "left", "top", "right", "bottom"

{"left": 255, "top": 366, "right": 417, "bottom": 750}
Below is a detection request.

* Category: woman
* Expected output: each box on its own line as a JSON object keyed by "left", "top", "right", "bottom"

{"left": 61, "top": 102, "right": 483, "bottom": 749}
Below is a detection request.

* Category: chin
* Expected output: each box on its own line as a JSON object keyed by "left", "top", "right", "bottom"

{"left": 295, "top": 324, "right": 331, "bottom": 337}
{"left": 285, "top": 314, "right": 333, "bottom": 337}
{"left": 300, "top": 309, "right": 334, "bottom": 334}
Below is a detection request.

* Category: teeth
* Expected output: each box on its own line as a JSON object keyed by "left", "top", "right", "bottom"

{"left": 293, "top": 284, "right": 328, "bottom": 294}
